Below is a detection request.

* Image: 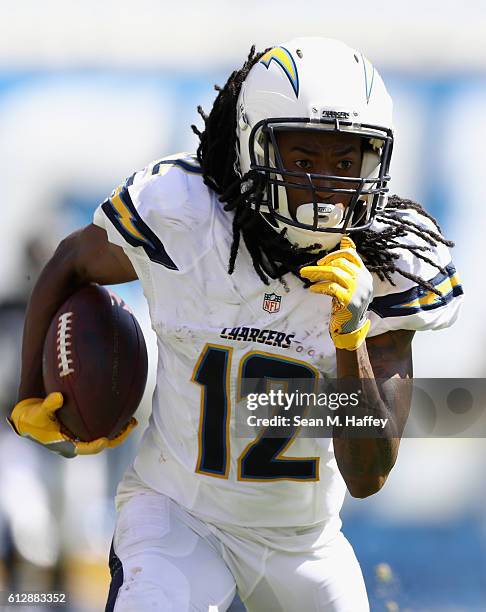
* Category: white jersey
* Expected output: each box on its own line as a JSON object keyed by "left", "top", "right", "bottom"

{"left": 94, "top": 153, "right": 463, "bottom": 528}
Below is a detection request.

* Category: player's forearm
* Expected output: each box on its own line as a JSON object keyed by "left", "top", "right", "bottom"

{"left": 18, "top": 238, "right": 86, "bottom": 401}
{"left": 18, "top": 225, "right": 137, "bottom": 402}
{"left": 333, "top": 343, "right": 399, "bottom": 498}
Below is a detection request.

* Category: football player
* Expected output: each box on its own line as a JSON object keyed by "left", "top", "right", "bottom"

{"left": 9, "top": 38, "right": 463, "bottom": 611}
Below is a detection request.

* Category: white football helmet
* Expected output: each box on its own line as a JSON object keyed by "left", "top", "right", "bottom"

{"left": 236, "top": 37, "right": 394, "bottom": 251}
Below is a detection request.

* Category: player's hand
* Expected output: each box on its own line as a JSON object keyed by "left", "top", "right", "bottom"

{"left": 7, "top": 393, "right": 137, "bottom": 458}
{"left": 300, "top": 236, "right": 373, "bottom": 351}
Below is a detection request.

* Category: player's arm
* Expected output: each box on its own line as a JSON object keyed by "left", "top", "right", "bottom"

{"left": 8, "top": 224, "right": 137, "bottom": 457}
{"left": 332, "top": 329, "right": 414, "bottom": 498}
{"left": 300, "top": 237, "right": 414, "bottom": 498}
{"left": 18, "top": 223, "right": 136, "bottom": 401}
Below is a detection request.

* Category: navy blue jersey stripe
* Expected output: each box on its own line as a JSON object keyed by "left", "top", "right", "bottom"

{"left": 152, "top": 157, "right": 202, "bottom": 176}
{"left": 102, "top": 187, "right": 178, "bottom": 271}
{"left": 124, "top": 171, "right": 137, "bottom": 187}
{"left": 370, "top": 263, "right": 463, "bottom": 318}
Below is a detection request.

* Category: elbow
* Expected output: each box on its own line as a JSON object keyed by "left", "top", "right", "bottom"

{"left": 346, "top": 475, "right": 388, "bottom": 499}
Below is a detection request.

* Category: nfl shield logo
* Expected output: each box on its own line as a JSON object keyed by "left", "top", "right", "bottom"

{"left": 263, "top": 292, "right": 281, "bottom": 313}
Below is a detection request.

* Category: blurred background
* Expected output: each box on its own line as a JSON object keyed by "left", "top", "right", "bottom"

{"left": 0, "top": 1, "right": 485, "bottom": 610}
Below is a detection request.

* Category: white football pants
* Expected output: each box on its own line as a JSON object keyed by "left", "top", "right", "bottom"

{"left": 106, "top": 480, "right": 369, "bottom": 611}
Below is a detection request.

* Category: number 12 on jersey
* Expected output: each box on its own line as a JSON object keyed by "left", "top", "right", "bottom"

{"left": 192, "top": 344, "right": 320, "bottom": 482}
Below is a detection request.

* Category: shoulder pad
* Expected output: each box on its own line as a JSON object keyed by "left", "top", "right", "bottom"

{"left": 366, "top": 207, "right": 464, "bottom": 334}
{"left": 94, "top": 154, "right": 215, "bottom": 271}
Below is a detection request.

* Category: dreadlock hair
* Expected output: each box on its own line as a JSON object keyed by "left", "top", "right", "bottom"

{"left": 191, "top": 47, "right": 454, "bottom": 296}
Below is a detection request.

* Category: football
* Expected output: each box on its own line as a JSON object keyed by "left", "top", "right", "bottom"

{"left": 42, "top": 284, "right": 148, "bottom": 442}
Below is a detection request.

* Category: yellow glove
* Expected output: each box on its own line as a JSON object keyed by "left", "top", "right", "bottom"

{"left": 7, "top": 392, "right": 137, "bottom": 458}
{"left": 300, "top": 236, "right": 373, "bottom": 351}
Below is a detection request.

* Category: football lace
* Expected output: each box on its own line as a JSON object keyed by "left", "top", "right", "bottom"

{"left": 56, "top": 311, "right": 74, "bottom": 377}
